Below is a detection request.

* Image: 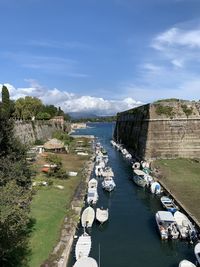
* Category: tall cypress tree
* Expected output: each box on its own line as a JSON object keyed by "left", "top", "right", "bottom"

{"left": 1, "top": 85, "right": 10, "bottom": 118}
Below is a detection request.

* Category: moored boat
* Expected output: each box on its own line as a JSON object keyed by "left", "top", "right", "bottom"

{"left": 178, "top": 260, "right": 196, "bottom": 267}
{"left": 160, "top": 196, "right": 179, "bottom": 213}
{"left": 102, "top": 166, "right": 114, "bottom": 177}
{"left": 75, "top": 232, "right": 91, "bottom": 260}
{"left": 194, "top": 242, "right": 200, "bottom": 265}
{"left": 174, "top": 211, "right": 197, "bottom": 240}
{"left": 132, "top": 169, "right": 148, "bottom": 188}
{"left": 87, "top": 188, "right": 98, "bottom": 205}
{"left": 73, "top": 256, "right": 98, "bottom": 267}
{"left": 155, "top": 211, "right": 179, "bottom": 240}
{"left": 81, "top": 206, "right": 95, "bottom": 228}
{"left": 96, "top": 207, "right": 109, "bottom": 224}
{"left": 102, "top": 176, "right": 116, "bottom": 192}
{"left": 88, "top": 178, "right": 98, "bottom": 189}
{"left": 150, "top": 181, "right": 162, "bottom": 194}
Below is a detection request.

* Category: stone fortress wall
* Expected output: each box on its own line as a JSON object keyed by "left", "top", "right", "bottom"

{"left": 114, "top": 100, "right": 200, "bottom": 160}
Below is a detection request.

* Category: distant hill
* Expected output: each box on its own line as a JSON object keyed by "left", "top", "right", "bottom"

{"left": 68, "top": 112, "right": 98, "bottom": 119}
{"left": 69, "top": 112, "right": 116, "bottom": 122}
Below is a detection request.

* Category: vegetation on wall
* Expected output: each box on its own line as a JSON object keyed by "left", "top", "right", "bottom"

{"left": 181, "top": 104, "right": 193, "bottom": 117}
{"left": 155, "top": 104, "right": 175, "bottom": 118}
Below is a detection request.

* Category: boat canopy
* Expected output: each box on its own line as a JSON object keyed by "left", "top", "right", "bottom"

{"left": 157, "top": 211, "right": 175, "bottom": 222}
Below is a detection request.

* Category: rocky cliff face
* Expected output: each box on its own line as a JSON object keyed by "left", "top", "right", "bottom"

{"left": 114, "top": 100, "right": 200, "bottom": 160}
{"left": 14, "top": 120, "right": 71, "bottom": 144}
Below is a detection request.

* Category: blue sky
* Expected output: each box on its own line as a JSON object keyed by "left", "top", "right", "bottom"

{"left": 1, "top": 0, "right": 200, "bottom": 114}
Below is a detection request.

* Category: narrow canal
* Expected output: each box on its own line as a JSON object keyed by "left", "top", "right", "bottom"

{"left": 67, "top": 122, "right": 195, "bottom": 267}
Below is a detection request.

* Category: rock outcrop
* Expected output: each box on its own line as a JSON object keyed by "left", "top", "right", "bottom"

{"left": 114, "top": 99, "right": 200, "bottom": 160}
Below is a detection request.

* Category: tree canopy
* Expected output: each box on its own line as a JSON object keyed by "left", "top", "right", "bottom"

{"left": 0, "top": 86, "right": 32, "bottom": 266}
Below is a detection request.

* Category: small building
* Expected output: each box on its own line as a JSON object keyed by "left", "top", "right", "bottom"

{"left": 44, "top": 138, "right": 65, "bottom": 153}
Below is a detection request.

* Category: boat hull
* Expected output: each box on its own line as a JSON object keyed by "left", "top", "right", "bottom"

{"left": 81, "top": 207, "right": 95, "bottom": 228}
{"left": 75, "top": 233, "right": 91, "bottom": 260}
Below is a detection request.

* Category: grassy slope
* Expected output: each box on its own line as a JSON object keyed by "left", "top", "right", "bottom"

{"left": 154, "top": 158, "right": 200, "bottom": 221}
{"left": 28, "top": 152, "right": 89, "bottom": 267}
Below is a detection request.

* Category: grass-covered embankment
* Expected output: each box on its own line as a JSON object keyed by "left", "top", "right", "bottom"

{"left": 28, "top": 139, "right": 91, "bottom": 267}
{"left": 153, "top": 158, "right": 200, "bottom": 222}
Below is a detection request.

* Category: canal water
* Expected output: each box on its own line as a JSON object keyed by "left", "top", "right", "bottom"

{"left": 67, "top": 122, "right": 195, "bottom": 267}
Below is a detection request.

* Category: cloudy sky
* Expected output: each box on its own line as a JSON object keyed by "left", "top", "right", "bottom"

{"left": 1, "top": 0, "right": 200, "bottom": 115}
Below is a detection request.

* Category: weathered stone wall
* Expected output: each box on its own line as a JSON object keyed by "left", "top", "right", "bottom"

{"left": 14, "top": 120, "right": 71, "bottom": 144}
{"left": 114, "top": 100, "right": 200, "bottom": 160}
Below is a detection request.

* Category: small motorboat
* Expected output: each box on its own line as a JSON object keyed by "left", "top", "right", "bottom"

{"left": 87, "top": 188, "right": 98, "bottom": 205}
{"left": 132, "top": 169, "right": 148, "bottom": 188}
{"left": 102, "top": 167, "right": 114, "bottom": 177}
{"left": 160, "top": 196, "right": 179, "bottom": 213}
{"left": 179, "top": 260, "right": 196, "bottom": 267}
{"left": 194, "top": 242, "right": 200, "bottom": 265}
{"left": 151, "top": 181, "right": 162, "bottom": 194}
{"left": 73, "top": 256, "right": 98, "bottom": 267}
{"left": 95, "top": 166, "right": 103, "bottom": 177}
{"left": 88, "top": 178, "right": 98, "bottom": 189}
{"left": 96, "top": 208, "right": 109, "bottom": 224}
{"left": 81, "top": 206, "right": 95, "bottom": 228}
{"left": 132, "top": 162, "right": 140, "bottom": 169}
{"left": 102, "top": 177, "right": 116, "bottom": 192}
{"left": 174, "top": 211, "right": 197, "bottom": 240}
{"left": 75, "top": 232, "right": 91, "bottom": 260}
{"left": 155, "top": 211, "right": 179, "bottom": 240}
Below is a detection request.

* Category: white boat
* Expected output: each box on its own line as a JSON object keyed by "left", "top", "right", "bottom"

{"left": 150, "top": 181, "right": 162, "bottom": 194}
{"left": 102, "top": 167, "right": 114, "bottom": 177}
{"left": 88, "top": 178, "right": 98, "bottom": 189}
{"left": 174, "top": 211, "right": 197, "bottom": 240}
{"left": 68, "top": 171, "right": 78, "bottom": 176}
{"left": 155, "top": 211, "right": 179, "bottom": 240}
{"left": 87, "top": 188, "right": 98, "bottom": 204}
{"left": 160, "top": 196, "right": 179, "bottom": 213}
{"left": 96, "top": 208, "right": 109, "bottom": 224}
{"left": 73, "top": 257, "right": 98, "bottom": 267}
{"left": 179, "top": 260, "right": 196, "bottom": 267}
{"left": 95, "top": 166, "right": 103, "bottom": 177}
{"left": 81, "top": 206, "right": 95, "bottom": 228}
{"left": 132, "top": 169, "right": 148, "bottom": 188}
{"left": 132, "top": 162, "right": 141, "bottom": 169}
{"left": 75, "top": 232, "right": 91, "bottom": 260}
{"left": 194, "top": 242, "right": 200, "bottom": 265}
{"left": 102, "top": 177, "right": 116, "bottom": 192}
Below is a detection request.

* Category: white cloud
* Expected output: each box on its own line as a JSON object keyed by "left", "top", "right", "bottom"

{"left": 142, "top": 63, "right": 163, "bottom": 73}
{"left": 0, "top": 81, "right": 142, "bottom": 115}
{"left": 171, "top": 59, "right": 184, "bottom": 68}
{"left": 152, "top": 27, "right": 200, "bottom": 50}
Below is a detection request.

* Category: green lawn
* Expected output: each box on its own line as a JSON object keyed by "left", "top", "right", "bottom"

{"left": 153, "top": 158, "right": 200, "bottom": 222}
{"left": 28, "top": 148, "right": 91, "bottom": 267}
{"left": 29, "top": 176, "right": 82, "bottom": 267}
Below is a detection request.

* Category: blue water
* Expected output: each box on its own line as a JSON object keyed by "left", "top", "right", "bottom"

{"left": 67, "top": 122, "right": 195, "bottom": 267}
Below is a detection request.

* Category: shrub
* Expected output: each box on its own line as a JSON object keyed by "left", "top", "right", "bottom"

{"left": 155, "top": 104, "right": 175, "bottom": 118}
{"left": 181, "top": 104, "right": 193, "bottom": 117}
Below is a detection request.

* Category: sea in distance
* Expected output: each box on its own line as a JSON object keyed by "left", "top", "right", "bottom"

{"left": 67, "top": 122, "right": 195, "bottom": 267}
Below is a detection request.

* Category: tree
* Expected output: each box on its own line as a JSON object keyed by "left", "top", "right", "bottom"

{"left": 0, "top": 181, "right": 32, "bottom": 267}
{"left": 1, "top": 85, "right": 10, "bottom": 118}
{"left": 0, "top": 101, "right": 32, "bottom": 266}
{"left": 14, "top": 96, "right": 43, "bottom": 120}
{"left": 36, "top": 112, "right": 51, "bottom": 120}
